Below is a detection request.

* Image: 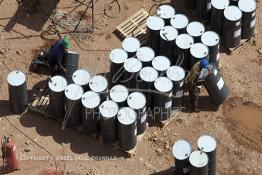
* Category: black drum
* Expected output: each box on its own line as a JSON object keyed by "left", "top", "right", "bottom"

{"left": 196, "top": 0, "right": 212, "bottom": 22}
{"left": 190, "top": 43, "right": 209, "bottom": 68}
{"left": 184, "top": 0, "right": 196, "bottom": 9}
{"left": 189, "top": 151, "right": 209, "bottom": 175}
{"left": 170, "top": 14, "right": 189, "bottom": 34}
{"left": 62, "top": 51, "right": 79, "bottom": 84}
{"left": 156, "top": 4, "right": 176, "bottom": 25}
{"left": 109, "top": 84, "right": 129, "bottom": 107}
{"left": 122, "top": 37, "right": 141, "bottom": 57}
{"left": 72, "top": 69, "right": 91, "bottom": 91}
{"left": 186, "top": 21, "right": 205, "bottom": 42}
{"left": 136, "top": 47, "right": 155, "bottom": 67}
{"left": 89, "top": 75, "right": 108, "bottom": 102}
{"left": 123, "top": 58, "right": 142, "bottom": 89}
{"left": 152, "top": 56, "right": 171, "bottom": 76}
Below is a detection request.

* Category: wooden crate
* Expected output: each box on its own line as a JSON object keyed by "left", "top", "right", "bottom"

{"left": 158, "top": 109, "right": 180, "bottom": 128}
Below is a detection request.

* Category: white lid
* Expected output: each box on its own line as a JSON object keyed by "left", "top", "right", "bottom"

{"left": 109, "top": 48, "right": 128, "bottom": 64}
{"left": 189, "top": 151, "right": 209, "bottom": 168}
{"left": 136, "top": 47, "right": 155, "bottom": 62}
{"left": 147, "top": 16, "right": 165, "bottom": 31}
{"left": 117, "top": 107, "right": 137, "bottom": 125}
{"left": 224, "top": 6, "right": 242, "bottom": 21}
{"left": 65, "top": 84, "right": 84, "bottom": 101}
{"left": 167, "top": 66, "right": 185, "bottom": 82}
{"left": 187, "top": 21, "right": 205, "bottom": 37}
{"left": 7, "top": 70, "right": 26, "bottom": 86}
{"left": 154, "top": 77, "right": 173, "bottom": 92}
{"left": 190, "top": 43, "right": 209, "bottom": 58}
{"left": 238, "top": 0, "right": 256, "bottom": 13}
{"left": 160, "top": 26, "right": 178, "bottom": 41}
{"left": 157, "top": 4, "right": 176, "bottom": 19}
{"left": 170, "top": 14, "right": 189, "bottom": 29}
{"left": 72, "top": 69, "right": 91, "bottom": 86}
{"left": 152, "top": 56, "right": 171, "bottom": 72}
{"left": 172, "top": 140, "right": 192, "bottom": 160}
{"left": 81, "top": 91, "right": 100, "bottom": 109}
{"left": 124, "top": 58, "right": 142, "bottom": 73}
{"left": 110, "top": 85, "right": 129, "bottom": 103}
{"left": 89, "top": 75, "right": 108, "bottom": 93}
{"left": 99, "top": 100, "right": 119, "bottom": 118}
{"left": 139, "top": 67, "right": 159, "bottom": 82}
{"left": 48, "top": 76, "right": 67, "bottom": 92}
{"left": 211, "top": 0, "right": 229, "bottom": 10}
{"left": 176, "top": 34, "right": 194, "bottom": 49}
{"left": 122, "top": 37, "right": 141, "bottom": 53}
{"left": 127, "top": 92, "right": 146, "bottom": 110}
{"left": 197, "top": 135, "right": 217, "bottom": 153}
{"left": 201, "top": 31, "right": 220, "bottom": 46}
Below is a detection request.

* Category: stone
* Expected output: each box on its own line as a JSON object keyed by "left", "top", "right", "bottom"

{"left": 25, "top": 140, "right": 30, "bottom": 145}
{"left": 258, "top": 48, "right": 262, "bottom": 54}
{"left": 24, "top": 148, "right": 31, "bottom": 152}
{"left": 156, "top": 148, "right": 162, "bottom": 154}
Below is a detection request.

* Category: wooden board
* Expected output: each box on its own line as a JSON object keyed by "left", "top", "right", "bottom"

{"left": 158, "top": 109, "right": 180, "bottom": 128}
{"left": 29, "top": 96, "right": 49, "bottom": 116}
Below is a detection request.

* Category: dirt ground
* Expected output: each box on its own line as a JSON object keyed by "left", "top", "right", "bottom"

{"left": 0, "top": 0, "right": 261, "bottom": 175}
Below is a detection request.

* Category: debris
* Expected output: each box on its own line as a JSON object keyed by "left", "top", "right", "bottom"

{"left": 25, "top": 140, "right": 30, "bottom": 145}
{"left": 16, "top": 50, "right": 23, "bottom": 55}
{"left": 24, "top": 148, "right": 31, "bottom": 152}
{"left": 258, "top": 48, "right": 262, "bottom": 54}
{"left": 156, "top": 148, "right": 162, "bottom": 155}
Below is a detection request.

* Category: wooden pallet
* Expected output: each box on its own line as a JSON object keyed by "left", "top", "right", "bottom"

{"left": 158, "top": 109, "right": 180, "bottom": 128}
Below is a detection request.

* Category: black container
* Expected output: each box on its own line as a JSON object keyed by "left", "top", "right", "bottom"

{"left": 156, "top": 4, "right": 176, "bottom": 25}
{"left": 81, "top": 91, "right": 101, "bottom": 134}
{"left": 152, "top": 56, "right": 171, "bottom": 76}
{"left": 117, "top": 107, "right": 137, "bottom": 151}
{"left": 187, "top": 21, "right": 205, "bottom": 42}
{"left": 190, "top": 43, "right": 209, "bottom": 68}
{"left": 159, "top": 26, "right": 178, "bottom": 59}
{"left": 7, "top": 70, "right": 28, "bottom": 114}
{"left": 62, "top": 51, "right": 79, "bottom": 84}
{"left": 72, "top": 69, "right": 91, "bottom": 91}
{"left": 196, "top": 0, "right": 212, "bottom": 22}
{"left": 184, "top": 0, "right": 196, "bottom": 9}
{"left": 170, "top": 14, "right": 189, "bottom": 34}
{"left": 89, "top": 75, "right": 108, "bottom": 102}
{"left": 48, "top": 75, "right": 67, "bottom": 120}
{"left": 136, "top": 46, "right": 155, "bottom": 67}
{"left": 123, "top": 58, "right": 142, "bottom": 89}
{"left": 109, "top": 84, "right": 129, "bottom": 107}
{"left": 189, "top": 151, "right": 209, "bottom": 175}
{"left": 230, "top": 0, "right": 238, "bottom": 5}
{"left": 122, "top": 37, "right": 141, "bottom": 58}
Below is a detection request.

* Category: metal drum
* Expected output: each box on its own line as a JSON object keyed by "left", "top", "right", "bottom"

{"left": 72, "top": 69, "right": 91, "bottom": 91}
{"left": 201, "top": 31, "right": 220, "bottom": 68}
{"left": 122, "top": 37, "right": 141, "bottom": 57}
{"left": 175, "top": 34, "right": 194, "bottom": 71}
{"left": 197, "top": 135, "right": 217, "bottom": 175}
{"left": 7, "top": 70, "right": 28, "bottom": 114}
{"left": 159, "top": 26, "right": 178, "bottom": 60}
{"left": 230, "top": 0, "right": 238, "bottom": 5}
{"left": 123, "top": 58, "right": 142, "bottom": 89}
{"left": 223, "top": 6, "right": 242, "bottom": 48}
{"left": 238, "top": 0, "right": 256, "bottom": 39}
{"left": 48, "top": 76, "right": 67, "bottom": 120}
{"left": 109, "top": 48, "right": 128, "bottom": 87}
{"left": 187, "top": 21, "right": 205, "bottom": 42}
{"left": 127, "top": 92, "right": 147, "bottom": 135}
{"left": 110, "top": 85, "right": 129, "bottom": 107}
{"left": 167, "top": 66, "right": 185, "bottom": 109}
{"left": 172, "top": 140, "right": 192, "bottom": 175}
{"left": 152, "top": 56, "right": 171, "bottom": 76}
{"left": 190, "top": 43, "right": 209, "bottom": 68}
{"left": 117, "top": 107, "right": 137, "bottom": 151}
{"left": 210, "top": 0, "right": 230, "bottom": 36}
{"left": 64, "top": 84, "right": 84, "bottom": 128}
{"left": 189, "top": 151, "right": 209, "bottom": 175}
{"left": 184, "top": 0, "right": 196, "bottom": 9}
{"left": 136, "top": 47, "right": 155, "bottom": 67}
{"left": 170, "top": 14, "right": 189, "bottom": 34}
{"left": 62, "top": 51, "right": 79, "bottom": 84}
{"left": 153, "top": 77, "right": 173, "bottom": 121}
{"left": 81, "top": 91, "right": 101, "bottom": 134}
{"left": 99, "top": 100, "right": 119, "bottom": 144}
{"left": 204, "top": 64, "right": 230, "bottom": 105}
{"left": 146, "top": 16, "right": 165, "bottom": 55}
{"left": 156, "top": 4, "right": 176, "bottom": 25}
{"left": 89, "top": 75, "right": 108, "bottom": 102}
{"left": 196, "top": 0, "right": 212, "bottom": 22}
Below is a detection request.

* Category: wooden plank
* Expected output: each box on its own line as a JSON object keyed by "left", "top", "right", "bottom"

{"left": 158, "top": 109, "right": 180, "bottom": 128}
{"left": 29, "top": 96, "right": 49, "bottom": 116}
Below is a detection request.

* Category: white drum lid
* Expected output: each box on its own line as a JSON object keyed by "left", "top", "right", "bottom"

{"left": 167, "top": 66, "right": 185, "bottom": 82}
{"left": 139, "top": 67, "right": 159, "bottom": 82}
{"left": 7, "top": 70, "right": 26, "bottom": 86}
{"left": 117, "top": 107, "right": 137, "bottom": 125}
{"left": 187, "top": 21, "right": 205, "bottom": 37}
{"left": 48, "top": 75, "right": 67, "bottom": 92}
{"left": 65, "top": 84, "right": 84, "bottom": 101}
{"left": 197, "top": 135, "right": 217, "bottom": 153}
{"left": 189, "top": 151, "right": 209, "bottom": 168}
{"left": 176, "top": 34, "right": 194, "bottom": 49}
{"left": 99, "top": 100, "right": 119, "bottom": 118}
{"left": 81, "top": 91, "right": 100, "bottom": 109}
{"left": 224, "top": 6, "right": 242, "bottom": 21}
{"left": 147, "top": 16, "right": 165, "bottom": 31}
{"left": 89, "top": 75, "right": 108, "bottom": 93}
{"left": 157, "top": 5, "right": 176, "bottom": 19}
{"left": 127, "top": 92, "right": 146, "bottom": 110}
{"left": 238, "top": 0, "right": 256, "bottom": 13}
{"left": 152, "top": 56, "right": 171, "bottom": 72}
{"left": 154, "top": 77, "right": 173, "bottom": 93}
{"left": 109, "top": 48, "right": 128, "bottom": 64}
{"left": 201, "top": 31, "right": 220, "bottom": 47}
{"left": 122, "top": 37, "right": 141, "bottom": 53}
{"left": 136, "top": 47, "right": 155, "bottom": 62}
{"left": 110, "top": 85, "right": 129, "bottom": 103}
{"left": 190, "top": 43, "right": 209, "bottom": 58}
{"left": 160, "top": 26, "right": 178, "bottom": 41}
{"left": 124, "top": 58, "right": 142, "bottom": 73}
{"left": 72, "top": 69, "right": 91, "bottom": 86}
{"left": 211, "top": 0, "right": 229, "bottom": 10}
{"left": 172, "top": 140, "right": 192, "bottom": 160}
{"left": 170, "top": 14, "right": 189, "bottom": 29}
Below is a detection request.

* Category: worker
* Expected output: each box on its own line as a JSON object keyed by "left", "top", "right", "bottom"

{"left": 185, "top": 59, "right": 211, "bottom": 112}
